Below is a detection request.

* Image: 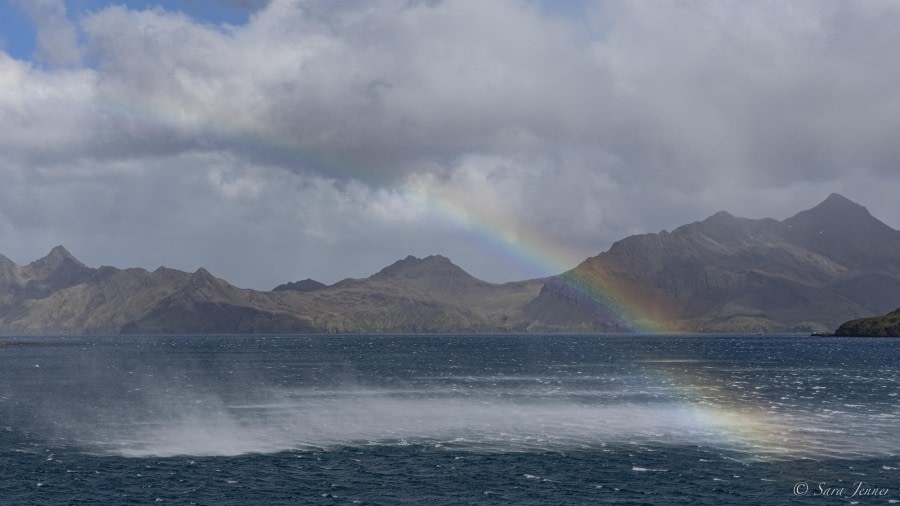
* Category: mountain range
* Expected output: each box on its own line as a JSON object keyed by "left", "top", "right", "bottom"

{"left": 0, "top": 193, "right": 897, "bottom": 335}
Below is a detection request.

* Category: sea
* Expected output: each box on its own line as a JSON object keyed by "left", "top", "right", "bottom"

{"left": 1, "top": 334, "right": 899, "bottom": 505}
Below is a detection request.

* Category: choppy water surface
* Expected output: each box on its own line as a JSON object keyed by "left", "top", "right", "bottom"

{"left": 2, "top": 334, "right": 899, "bottom": 504}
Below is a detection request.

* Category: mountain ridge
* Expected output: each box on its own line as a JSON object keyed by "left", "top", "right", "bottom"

{"left": 0, "top": 194, "right": 897, "bottom": 335}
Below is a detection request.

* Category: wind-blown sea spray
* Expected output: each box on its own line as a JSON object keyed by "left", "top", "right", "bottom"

{"left": 5, "top": 335, "right": 900, "bottom": 461}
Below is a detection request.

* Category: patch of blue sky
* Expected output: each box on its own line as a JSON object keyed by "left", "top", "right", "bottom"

{"left": 0, "top": 0, "right": 264, "bottom": 63}
{"left": 0, "top": 1, "right": 37, "bottom": 61}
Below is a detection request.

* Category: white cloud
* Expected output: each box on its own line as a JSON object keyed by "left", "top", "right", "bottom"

{"left": 0, "top": 0, "right": 898, "bottom": 286}
{"left": 13, "top": 0, "right": 82, "bottom": 65}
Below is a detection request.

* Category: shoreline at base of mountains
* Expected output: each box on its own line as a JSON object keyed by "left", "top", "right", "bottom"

{"left": 822, "top": 308, "right": 900, "bottom": 337}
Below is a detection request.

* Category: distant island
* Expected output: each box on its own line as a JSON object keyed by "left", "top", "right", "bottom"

{"left": 0, "top": 194, "right": 898, "bottom": 335}
{"left": 834, "top": 308, "right": 900, "bottom": 337}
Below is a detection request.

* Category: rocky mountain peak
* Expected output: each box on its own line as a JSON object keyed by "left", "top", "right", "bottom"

{"left": 370, "top": 254, "right": 492, "bottom": 299}
{"left": 783, "top": 193, "right": 897, "bottom": 244}
{"left": 48, "top": 245, "right": 77, "bottom": 259}
{"left": 188, "top": 268, "right": 218, "bottom": 286}
{"left": 705, "top": 210, "right": 736, "bottom": 222}
{"left": 272, "top": 278, "right": 327, "bottom": 292}
{"left": 30, "top": 245, "right": 84, "bottom": 269}
{"left": 813, "top": 192, "right": 869, "bottom": 217}
{"left": 821, "top": 192, "right": 863, "bottom": 209}
{"left": 26, "top": 245, "right": 91, "bottom": 280}
{"left": 693, "top": 209, "right": 752, "bottom": 241}
{"left": 7, "top": 246, "right": 95, "bottom": 299}
{"left": 786, "top": 193, "right": 878, "bottom": 228}
{"left": 375, "top": 254, "right": 459, "bottom": 278}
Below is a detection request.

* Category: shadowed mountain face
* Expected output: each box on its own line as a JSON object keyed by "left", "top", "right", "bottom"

{"left": 524, "top": 194, "right": 900, "bottom": 333}
{"left": 0, "top": 194, "right": 896, "bottom": 334}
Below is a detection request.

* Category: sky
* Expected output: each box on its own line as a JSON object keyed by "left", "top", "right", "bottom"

{"left": 1, "top": 0, "right": 898, "bottom": 289}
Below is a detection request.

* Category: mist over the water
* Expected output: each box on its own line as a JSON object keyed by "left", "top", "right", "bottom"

{"left": 2, "top": 335, "right": 899, "bottom": 461}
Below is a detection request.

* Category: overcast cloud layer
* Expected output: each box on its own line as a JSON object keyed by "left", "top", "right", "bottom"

{"left": 1, "top": 0, "right": 898, "bottom": 288}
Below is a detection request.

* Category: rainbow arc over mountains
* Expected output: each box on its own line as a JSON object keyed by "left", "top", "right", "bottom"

{"left": 411, "top": 183, "right": 674, "bottom": 333}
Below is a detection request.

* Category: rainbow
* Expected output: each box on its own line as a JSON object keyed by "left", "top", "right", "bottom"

{"left": 404, "top": 178, "right": 674, "bottom": 332}
{"left": 641, "top": 359, "right": 809, "bottom": 459}
{"left": 410, "top": 178, "right": 844, "bottom": 458}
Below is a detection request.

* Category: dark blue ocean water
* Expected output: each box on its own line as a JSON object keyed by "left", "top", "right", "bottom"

{"left": 1, "top": 334, "right": 899, "bottom": 505}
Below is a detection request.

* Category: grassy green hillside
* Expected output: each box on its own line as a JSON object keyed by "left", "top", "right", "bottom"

{"left": 834, "top": 308, "right": 900, "bottom": 337}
